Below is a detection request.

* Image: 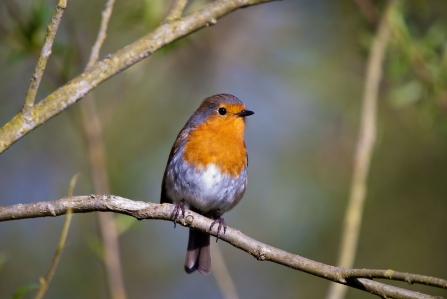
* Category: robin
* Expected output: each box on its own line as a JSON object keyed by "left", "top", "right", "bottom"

{"left": 161, "top": 94, "right": 254, "bottom": 274}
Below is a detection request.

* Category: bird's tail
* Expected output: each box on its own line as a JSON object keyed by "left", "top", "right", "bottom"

{"left": 184, "top": 228, "right": 211, "bottom": 274}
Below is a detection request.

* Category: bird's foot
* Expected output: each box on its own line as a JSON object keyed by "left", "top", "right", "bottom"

{"left": 170, "top": 199, "right": 185, "bottom": 228}
{"left": 210, "top": 211, "right": 227, "bottom": 242}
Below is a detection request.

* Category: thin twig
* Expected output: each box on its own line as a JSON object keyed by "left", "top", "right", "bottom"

{"left": 165, "top": 0, "right": 188, "bottom": 22}
{"left": 33, "top": 174, "right": 77, "bottom": 299}
{"left": 34, "top": 208, "right": 72, "bottom": 299}
{"left": 326, "top": 2, "right": 394, "bottom": 299}
{"left": 1, "top": 196, "right": 445, "bottom": 299}
{"left": 0, "top": 0, "right": 278, "bottom": 154}
{"left": 211, "top": 243, "right": 240, "bottom": 299}
{"left": 85, "top": 0, "right": 116, "bottom": 71}
{"left": 67, "top": 173, "right": 80, "bottom": 197}
{"left": 23, "top": 0, "right": 67, "bottom": 115}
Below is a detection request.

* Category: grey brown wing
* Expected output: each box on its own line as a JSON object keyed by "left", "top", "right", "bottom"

{"left": 160, "top": 171, "right": 172, "bottom": 204}
{"left": 160, "top": 127, "right": 190, "bottom": 204}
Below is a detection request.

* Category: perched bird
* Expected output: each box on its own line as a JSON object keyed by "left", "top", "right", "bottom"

{"left": 161, "top": 94, "right": 254, "bottom": 274}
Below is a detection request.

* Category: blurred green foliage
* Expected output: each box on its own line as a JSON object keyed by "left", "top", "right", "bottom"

{"left": 386, "top": 1, "right": 447, "bottom": 124}
{"left": 11, "top": 283, "right": 39, "bottom": 299}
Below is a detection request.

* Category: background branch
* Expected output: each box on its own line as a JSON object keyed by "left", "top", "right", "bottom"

{"left": 0, "top": 0, "right": 276, "bottom": 154}
{"left": 1, "top": 196, "right": 445, "bottom": 299}
{"left": 327, "top": 2, "right": 394, "bottom": 299}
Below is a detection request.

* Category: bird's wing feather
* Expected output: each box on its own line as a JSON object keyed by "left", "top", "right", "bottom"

{"left": 160, "top": 127, "right": 191, "bottom": 204}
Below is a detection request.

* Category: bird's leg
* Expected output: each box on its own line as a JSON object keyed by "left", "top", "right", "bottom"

{"left": 209, "top": 209, "right": 227, "bottom": 242}
{"left": 170, "top": 199, "right": 185, "bottom": 228}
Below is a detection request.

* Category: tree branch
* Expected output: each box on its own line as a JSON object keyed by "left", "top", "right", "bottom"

{"left": 1, "top": 196, "right": 445, "bottom": 299}
{"left": 0, "top": 0, "right": 276, "bottom": 154}
{"left": 22, "top": 0, "right": 67, "bottom": 115}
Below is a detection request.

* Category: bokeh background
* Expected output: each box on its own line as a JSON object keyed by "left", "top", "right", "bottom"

{"left": 1, "top": 0, "right": 447, "bottom": 298}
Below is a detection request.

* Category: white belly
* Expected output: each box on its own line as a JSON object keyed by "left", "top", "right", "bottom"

{"left": 165, "top": 157, "right": 247, "bottom": 214}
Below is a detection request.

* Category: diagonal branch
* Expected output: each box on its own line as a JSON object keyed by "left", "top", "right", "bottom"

{"left": 0, "top": 0, "right": 277, "bottom": 154}
{"left": 22, "top": 0, "right": 67, "bottom": 115}
{"left": 1, "top": 196, "right": 445, "bottom": 299}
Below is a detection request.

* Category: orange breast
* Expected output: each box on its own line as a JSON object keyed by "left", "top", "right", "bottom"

{"left": 182, "top": 117, "right": 247, "bottom": 177}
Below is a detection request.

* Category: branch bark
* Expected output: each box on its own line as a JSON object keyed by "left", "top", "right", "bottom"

{"left": 1, "top": 196, "right": 445, "bottom": 299}
{"left": 0, "top": 0, "right": 276, "bottom": 154}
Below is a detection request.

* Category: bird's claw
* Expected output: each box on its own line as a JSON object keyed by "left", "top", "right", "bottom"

{"left": 210, "top": 217, "right": 227, "bottom": 242}
{"left": 170, "top": 199, "right": 185, "bottom": 228}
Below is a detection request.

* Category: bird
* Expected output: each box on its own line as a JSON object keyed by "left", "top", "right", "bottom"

{"left": 160, "top": 94, "right": 254, "bottom": 275}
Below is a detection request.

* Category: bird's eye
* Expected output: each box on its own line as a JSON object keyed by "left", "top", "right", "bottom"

{"left": 218, "top": 107, "right": 227, "bottom": 115}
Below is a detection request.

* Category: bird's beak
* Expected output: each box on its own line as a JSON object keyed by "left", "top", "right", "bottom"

{"left": 235, "top": 110, "right": 254, "bottom": 117}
